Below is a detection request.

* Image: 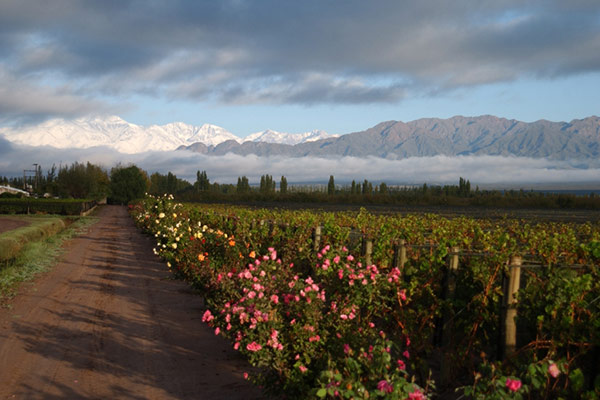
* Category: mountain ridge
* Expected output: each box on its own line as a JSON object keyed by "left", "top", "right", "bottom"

{"left": 1, "top": 115, "right": 599, "bottom": 160}
{"left": 179, "top": 115, "right": 600, "bottom": 160}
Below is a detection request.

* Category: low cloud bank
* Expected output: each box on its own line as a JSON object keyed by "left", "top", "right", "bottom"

{"left": 1, "top": 140, "right": 598, "bottom": 187}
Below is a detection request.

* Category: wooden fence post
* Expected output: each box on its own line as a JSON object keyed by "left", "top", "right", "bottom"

{"left": 503, "top": 255, "right": 522, "bottom": 358}
{"left": 399, "top": 239, "right": 407, "bottom": 269}
{"left": 392, "top": 239, "right": 407, "bottom": 271}
{"left": 363, "top": 237, "right": 373, "bottom": 265}
{"left": 313, "top": 225, "right": 322, "bottom": 252}
{"left": 440, "top": 246, "right": 460, "bottom": 386}
{"left": 446, "top": 246, "right": 459, "bottom": 294}
{"left": 268, "top": 221, "right": 274, "bottom": 237}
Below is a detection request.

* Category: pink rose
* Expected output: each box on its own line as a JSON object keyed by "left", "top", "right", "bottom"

{"left": 506, "top": 378, "right": 522, "bottom": 392}
{"left": 246, "top": 341, "right": 262, "bottom": 352}
{"left": 548, "top": 363, "right": 560, "bottom": 378}
{"left": 377, "top": 380, "right": 393, "bottom": 394}
{"left": 408, "top": 389, "right": 425, "bottom": 400}
{"left": 201, "top": 309, "right": 214, "bottom": 322}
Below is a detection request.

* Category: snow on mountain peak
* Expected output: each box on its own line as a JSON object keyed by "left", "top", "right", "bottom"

{"left": 0, "top": 115, "right": 336, "bottom": 153}
{"left": 243, "top": 129, "right": 337, "bottom": 145}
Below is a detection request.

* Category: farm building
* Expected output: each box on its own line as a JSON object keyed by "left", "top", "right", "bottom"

{"left": 0, "top": 185, "right": 30, "bottom": 197}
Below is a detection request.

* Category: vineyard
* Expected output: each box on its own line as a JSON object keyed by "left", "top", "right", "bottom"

{"left": 131, "top": 195, "right": 600, "bottom": 399}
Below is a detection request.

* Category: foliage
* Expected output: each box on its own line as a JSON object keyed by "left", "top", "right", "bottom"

{"left": 0, "top": 198, "right": 97, "bottom": 215}
{"left": 260, "top": 174, "right": 276, "bottom": 193}
{"left": 56, "top": 162, "right": 110, "bottom": 199}
{"left": 149, "top": 171, "right": 191, "bottom": 195}
{"left": 237, "top": 176, "right": 251, "bottom": 193}
{"left": 109, "top": 164, "right": 149, "bottom": 204}
{"left": 328, "top": 176, "right": 335, "bottom": 195}
{"left": 195, "top": 170, "right": 210, "bottom": 192}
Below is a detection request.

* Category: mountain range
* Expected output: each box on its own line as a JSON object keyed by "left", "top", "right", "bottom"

{"left": 0, "top": 116, "right": 336, "bottom": 154}
{"left": 179, "top": 115, "right": 600, "bottom": 160}
{"left": 1, "top": 115, "right": 599, "bottom": 160}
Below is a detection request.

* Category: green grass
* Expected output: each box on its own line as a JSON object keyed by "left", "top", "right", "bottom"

{"left": 0, "top": 215, "right": 99, "bottom": 305}
{"left": 0, "top": 216, "right": 71, "bottom": 261}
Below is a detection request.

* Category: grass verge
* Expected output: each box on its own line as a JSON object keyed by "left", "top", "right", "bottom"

{"left": 0, "top": 215, "right": 99, "bottom": 305}
{"left": 0, "top": 216, "right": 69, "bottom": 261}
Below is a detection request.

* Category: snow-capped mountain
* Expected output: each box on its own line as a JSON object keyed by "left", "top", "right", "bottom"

{"left": 0, "top": 116, "right": 240, "bottom": 154}
{"left": 243, "top": 129, "right": 337, "bottom": 145}
{"left": 0, "top": 115, "right": 336, "bottom": 153}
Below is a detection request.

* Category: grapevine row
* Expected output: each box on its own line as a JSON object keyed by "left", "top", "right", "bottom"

{"left": 131, "top": 195, "right": 600, "bottom": 399}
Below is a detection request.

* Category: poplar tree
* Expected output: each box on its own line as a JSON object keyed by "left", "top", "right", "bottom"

{"left": 280, "top": 176, "right": 288, "bottom": 194}
{"left": 327, "top": 175, "right": 335, "bottom": 195}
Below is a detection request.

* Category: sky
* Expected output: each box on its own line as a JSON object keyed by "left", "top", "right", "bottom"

{"left": 1, "top": 0, "right": 600, "bottom": 137}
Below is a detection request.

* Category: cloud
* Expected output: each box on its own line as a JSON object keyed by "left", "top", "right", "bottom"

{"left": 1, "top": 0, "right": 599, "bottom": 118}
{"left": 0, "top": 68, "right": 116, "bottom": 124}
{"left": 1, "top": 142, "right": 598, "bottom": 188}
{"left": 216, "top": 74, "right": 407, "bottom": 105}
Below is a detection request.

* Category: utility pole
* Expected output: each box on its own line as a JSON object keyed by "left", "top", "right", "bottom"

{"left": 33, "top": 163, "right": 39, "bottom": 191}
{"left": 23, "top": 163, "right": 39, "bottom": 193}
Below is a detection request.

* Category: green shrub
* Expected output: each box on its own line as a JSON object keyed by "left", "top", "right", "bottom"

{"left": 0, "top": 198, "right": 95, "bottom": 215}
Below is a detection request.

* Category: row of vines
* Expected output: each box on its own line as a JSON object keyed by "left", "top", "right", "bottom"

{"left": 130, "top": 194, "right": 600, "bottom": 399}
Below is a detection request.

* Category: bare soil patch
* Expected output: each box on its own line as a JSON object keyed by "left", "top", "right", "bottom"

{"left": 0, "top": 205, "right": 266, "bottom": 399}
{"left": 0, "top": 218, "right": 30, "bottom": 234}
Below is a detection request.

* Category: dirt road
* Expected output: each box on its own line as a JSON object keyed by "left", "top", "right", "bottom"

{"left": 0, "top": 205, "right": 266, "bottom": 399}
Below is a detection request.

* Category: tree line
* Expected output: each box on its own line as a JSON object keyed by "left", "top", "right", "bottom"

{"left": 1, "top": 162, "right": 147, "bottom": 204}
{"left": 2, "top": 164, "right": 599, "bottom": 209}
{"left": 173, "top": 172, "right": 600, "bottom": 210}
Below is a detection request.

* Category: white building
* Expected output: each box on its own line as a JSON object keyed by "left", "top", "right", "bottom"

{"left": 0, "top": 185, "right": 30, "bottom": 197}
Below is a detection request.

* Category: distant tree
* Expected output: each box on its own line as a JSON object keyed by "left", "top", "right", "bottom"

{"left": 237, "top": 176, "right": 250, "bottom": 193}
{"left": 109, "top": 164, "right": 148, "bottom": 204}
{"left": 46, "top": 164, "right": 57, "bottom": 183}
{"left": 56, "top": 162, "right": 88, "bottom": 198}
{"left": 148, "top": 172, "right": 191, "bottom": 195}
{"left": 166, "top": 172, "right": 177, "bottom": 194}
{"left": 362, "top": 179, "right": 373, "bottom": 195}
{"left": 56, "top": 162, "right": 109, "bottom": 199}
{"left": 86, "top": 163, "right": 110, "bottom": 199}
{"left": 149, "top": 172, "right": 167, "bottom": 194}
{"left": 351, "top": 180, "right": 357, "bottom": 194}
{"left": 458, "top": 177, "right": 471, "bottom": 197}
{"left": 260, "top": 174, "right": 275, "bottom": 193}
{"left": 280, "top": 176, "right": 288, "bottom": 194}
{"left": 379, "top": 182, "right": 388, "bottom": 195}
{"left": 327, "top": 175, "right": 335, "bottom": 195}
{"left": 195, "top": 170, "right": 210, "bottom": 192}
